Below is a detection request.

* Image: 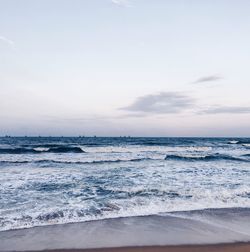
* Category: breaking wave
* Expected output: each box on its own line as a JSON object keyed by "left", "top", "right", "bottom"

{"left": 165, "top": 153, "right": 249, "bottom": 162}
{"left": 0, "top": 146, "right": 85, "bottom": 154}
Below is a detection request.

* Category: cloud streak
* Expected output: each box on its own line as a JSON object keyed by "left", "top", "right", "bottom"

{"left": 120, "top": 91, "right": 250, "bottom": 116}
{"left": 111, "top": 0, "right": 131, "bottom": 7}
{"left": 201, "top": 106, "right": 250, "bottom": 114}
{"left": 193, "top": 75, "right": 223, "bottom": 84}
{"left": 0, "top": 35, "right": 15, "bottom": 48}
{"left": 120, "top": 92, "right": 195, "bottom": 114}
{"left": 200, "top": 106, "right": 250, "bottom": 114}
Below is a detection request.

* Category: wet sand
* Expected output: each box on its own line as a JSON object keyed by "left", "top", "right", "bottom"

{"left": 41, "top": 243, "right": 250, "bottom": 252}
{"left": 1, "top": 209, "right": 250, "bottom": 252}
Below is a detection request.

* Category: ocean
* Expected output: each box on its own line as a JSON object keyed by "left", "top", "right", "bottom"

{"left": 0, "top": 137, "right": 250, "bottom": 233}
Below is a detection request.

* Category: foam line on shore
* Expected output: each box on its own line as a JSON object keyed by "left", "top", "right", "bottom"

{"left": 0, "top": 208, "right": 250, "bottom": 251}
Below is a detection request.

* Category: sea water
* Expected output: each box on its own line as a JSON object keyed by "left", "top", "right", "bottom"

{"left": 0, "top": 137, "right": 250, "bottom": 232}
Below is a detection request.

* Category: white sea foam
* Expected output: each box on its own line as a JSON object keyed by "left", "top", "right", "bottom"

{"left": 1, "top": 184, "right": 250, "bottom": 232}
{"left": 33, "top": 147, "right": 50, "bottom": 152}
{"left": 228, "top": 140, "right": 239, "bottom": 144}
{"left": 243, "top": 143, "right": 250, "bottom": 147}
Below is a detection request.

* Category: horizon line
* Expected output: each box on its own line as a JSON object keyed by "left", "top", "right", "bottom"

{"left": 1, "top": 135, "right": 250, "bottom": 138}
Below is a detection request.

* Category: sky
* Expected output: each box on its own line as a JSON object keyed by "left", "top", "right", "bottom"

{"left": 0, "top": 0, "right": 250, "bottom": 137}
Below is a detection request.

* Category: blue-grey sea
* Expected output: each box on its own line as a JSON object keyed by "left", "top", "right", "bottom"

{"left": 0, "top": 137, "right": 250, "bottom": 232}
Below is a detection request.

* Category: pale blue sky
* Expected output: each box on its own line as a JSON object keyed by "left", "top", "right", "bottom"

{"left": 0, "top": 0, "right": 250, "bottom": 136}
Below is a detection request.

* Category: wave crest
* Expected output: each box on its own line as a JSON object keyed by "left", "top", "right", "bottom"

{"left": 165, "top": 154, "right": 249, "bottom": 162}
{"left": 0, "top": 146, "right": 85, "bottom": 154}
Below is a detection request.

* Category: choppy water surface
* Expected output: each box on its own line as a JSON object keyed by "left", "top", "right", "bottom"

{"left": 0, "top": 137, "right": 250, "bottom": 231}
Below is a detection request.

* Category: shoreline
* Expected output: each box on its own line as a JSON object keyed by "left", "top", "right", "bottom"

{"left": 29, "top": 243, "right": 250, "bottom": 252}
{"left": 1, "top": 208, "right": 250, "bottom": 251}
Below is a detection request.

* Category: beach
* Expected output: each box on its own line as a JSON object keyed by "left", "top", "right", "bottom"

{"left": 1, "top": 208, "right": 250, "bottom": 251}
{"left": 42, "top": 243, "right": 250, "bottom": 252}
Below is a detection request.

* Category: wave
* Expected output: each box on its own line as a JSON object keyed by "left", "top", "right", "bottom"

{"left": 1, "top": 205, "right": 250, "bottom": 234}
{"left": 35, "top": 157, "right": 153, "bottom": 165}
{"left": 0, "top": 158, "right": 154, "bottom": 166}
{"left": 238, "top": 141, "right": 250, "bottom": 144}
{"left": 21, "top": 144, "right": 64, "bottom": 148}
{"left": 165, "top": 153, "right": 249, "bottom": 162}
{"left": 0, "top": 160, "right": 30, "bottom": 164}
{"left": 242, "top": 154, "right": 250, "bottom": 157}
{"left": 139, "top": 142, "right": 170, "bottom": 146}
{"left": 0, "top": 148, "right": 39, "bottom": 154}
{"left": 138, "top": 141, "right": 195, "bottom": 146}
{"left": 0, "top": 146, "right": 85, "bottom": 154}
{"left": 229, "top": 140, "right": 250, "bottom": 146}
{"left": 1, "top": 154, "right": 249, "bottom": 165}
{"left": 227, "top": 140, "right": 250, "bottom": 146}
{"left": 242, "top": 144, "right": 250, "bottom": 148}
{"left": 228, "top": 140, "right": 239, "bottom": 144}
{"left": 46, "top": 146, "right": 84, "bottom": 153}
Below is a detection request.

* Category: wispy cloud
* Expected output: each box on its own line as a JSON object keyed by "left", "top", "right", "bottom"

{"left": 200, "top": 106, "right": 250, "bottom": 114}
{"left": 120, "top": 92, "right": 195, "bottom": 114}
{"left": 111, "top": 0, "right": 131, "bottom": 7}
{"left": 192, "top": 75, "right": 223, "bottom": 84}
{"left": 0, "top": 35, "right": 15, "bottom": 48}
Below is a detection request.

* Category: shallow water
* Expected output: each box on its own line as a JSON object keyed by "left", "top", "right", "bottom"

{"left": 1, "top": 208, "right": 250, "bottom": 251}
{"left": 0, "top": 137, "right": 250, "bottom": 231}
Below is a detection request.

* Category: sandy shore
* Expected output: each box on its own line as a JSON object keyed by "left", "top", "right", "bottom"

{"left": 1, "top": 209, "right": 250, "bottom": 252}
{"left": 40, "top": 243, "right": 250, "bottom": 252}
